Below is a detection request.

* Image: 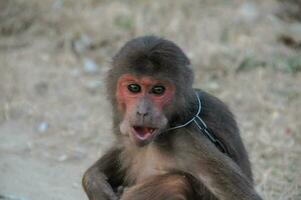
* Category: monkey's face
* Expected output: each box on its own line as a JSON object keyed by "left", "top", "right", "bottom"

{"left": 116, "top": 74, "right": 175, "bottom": 146}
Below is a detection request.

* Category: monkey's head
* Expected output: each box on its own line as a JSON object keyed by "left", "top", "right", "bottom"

{"left": 107, "top": 36, "right": 195, "bottom": 147}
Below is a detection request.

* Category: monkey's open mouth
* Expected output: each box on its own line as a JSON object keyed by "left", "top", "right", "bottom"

{"left": 132, "top": 126, "right": 157, "bottom": 141}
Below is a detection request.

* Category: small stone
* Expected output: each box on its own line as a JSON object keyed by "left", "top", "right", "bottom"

{"left": 34, "top": 81, "right": 48, "bottom": 96}
{"left": 0, "top": 194, "right": 30, "bottom": 200}
{"left": 58, "top": 154, "right": 68, "bottom": 162}
{"left": 83, "top": 58, "right": 99, "bottom": 73}
{"left": 70, "top": 68, "right": 80, "bottom": 77}
{"left": 238, "top": 2, "right": 259, "bottom": 22}
{"left": 271, "top": 111, "right": 280, "bottom": 120}
{"left": 85, "top": 80, "right": 102, "bottom": 89}
{"left": 72, "top": 182, "right": 80, "bottom": 189}
{"left": 52, "top": 0, "right": 64, "bottom": 10}
{"left": 38, "top": 122, "right": 49, "bottom": 133}
{"left": 73, "top": 34, "right": 92, "bottom": 54}
{"left": 206, "top": 81, "right": 220, "bottom": 91}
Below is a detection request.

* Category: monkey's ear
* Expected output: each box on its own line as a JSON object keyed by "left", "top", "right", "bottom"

{"left": 183, "top": 64, "right": 194, "bottom": 87}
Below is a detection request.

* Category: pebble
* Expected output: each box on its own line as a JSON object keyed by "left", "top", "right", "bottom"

{"left": 72, "top": 182, "right": 80, "bottom": 189}
{"left": 83, "top": 58, "right": 99, "bottom": 73}
{"left": 0, "top": 194, "right": 30, "bottom": 200}
{"left": 57, "top": 154, "right": 68, "bottom": 162}
{"left": 37, "top": 122, "right": 49, "bottom": 133}
{"left": 73, "top": 35, "right": 92, "bottom": 54}
{"left": 85, "top": 80, "right": 102, "bottom": 89}
{"left": 70, "top": 68, "right": 80, "bottom": 77}
{"left": 238, "top": 2, "right": 259, "bottom": 22}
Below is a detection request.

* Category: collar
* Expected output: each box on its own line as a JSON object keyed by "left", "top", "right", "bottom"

{"left": 164, "top": 91, "right": 229, "bottom": 155}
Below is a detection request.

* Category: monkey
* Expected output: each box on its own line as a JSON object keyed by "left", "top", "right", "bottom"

{"left": 82, "top": 36, "right": 262, "bottom": 200}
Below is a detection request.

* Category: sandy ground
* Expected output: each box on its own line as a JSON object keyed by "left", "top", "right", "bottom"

{"left": 0, "top": 0, "right": 301, "bottom": 199}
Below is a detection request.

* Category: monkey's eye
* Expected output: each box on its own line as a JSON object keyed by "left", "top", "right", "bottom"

{"left": 151, "top": 85, "right": 165, "bottom": 95}
{"left": 127, "top": 84, "right": 141, "bottom": 93}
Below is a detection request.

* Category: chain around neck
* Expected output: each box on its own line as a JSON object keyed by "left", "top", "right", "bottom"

{"left": 162, "top": 91, "right": 228, "bottom": 154}
{"left": 164, "top": 91, "right": 203, "bottom": 132}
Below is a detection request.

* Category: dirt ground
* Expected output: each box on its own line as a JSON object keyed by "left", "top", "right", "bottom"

{"left": 0, "top": 0, "right": 301, "bottom": 199}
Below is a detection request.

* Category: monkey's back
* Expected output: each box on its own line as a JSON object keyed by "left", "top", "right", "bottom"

{"left": 196, "top": 90, "right": 253, "bottom": 181}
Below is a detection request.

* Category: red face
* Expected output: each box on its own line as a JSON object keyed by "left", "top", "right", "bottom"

{"left": 116, "top": 74, "right": 175, "bottom": 146}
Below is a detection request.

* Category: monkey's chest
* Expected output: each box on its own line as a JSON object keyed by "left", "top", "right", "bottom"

{"left": 126, "top": 148, "right": 176, "bottom": 184}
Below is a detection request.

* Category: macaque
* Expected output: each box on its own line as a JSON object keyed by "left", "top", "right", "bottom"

{"left": 82, "top": 36, "right": 262, "bottom": 200}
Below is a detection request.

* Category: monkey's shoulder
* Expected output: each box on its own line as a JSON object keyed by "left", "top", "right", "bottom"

{"left": 195, "top": 89, "right": 238, "bottom": 131}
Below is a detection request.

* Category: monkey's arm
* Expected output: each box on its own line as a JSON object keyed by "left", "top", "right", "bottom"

{"left": 177, "top": 135, "right": 262, "bottom": 200}
{"left": 183, "top": 91, "right": 262, "bottom": 199}
{"left": 82, "top": 147, "right": 123, "bottom": 200}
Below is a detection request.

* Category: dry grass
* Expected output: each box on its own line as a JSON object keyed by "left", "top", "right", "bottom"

{"left": 0, "top": 0, "right": 300, "bottom": 199}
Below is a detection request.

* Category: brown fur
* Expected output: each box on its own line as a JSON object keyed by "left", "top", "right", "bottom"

{"left": 82, "top": 36, "right": 262, "bottom": 200}
{"left": 121, "top": 173, "right": 193, "bottom": 200}
{"left": 120, "top": 144, "right": 177, "bottom": 185}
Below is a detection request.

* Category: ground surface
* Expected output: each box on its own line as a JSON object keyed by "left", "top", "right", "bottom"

{"left": 0, "top": 0, "right": 301, "bottom": 200}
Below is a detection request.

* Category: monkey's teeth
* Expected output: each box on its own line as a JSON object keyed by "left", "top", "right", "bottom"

{"left": 133, "top": 126, "right": 156, "bottom": 140}
{"left": 147, "top": 128, "right": 155, "bottom": 133}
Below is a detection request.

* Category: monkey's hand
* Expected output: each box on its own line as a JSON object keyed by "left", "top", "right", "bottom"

{"left": 83, "top": 170, "right": 118, "bottom": 200}
{"left": 82, "top": 148, "right": 123, "bottom": 200}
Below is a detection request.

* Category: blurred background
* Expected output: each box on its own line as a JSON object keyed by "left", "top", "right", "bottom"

{"left": 0, "top": 0, "right": 300, "bottom": 199}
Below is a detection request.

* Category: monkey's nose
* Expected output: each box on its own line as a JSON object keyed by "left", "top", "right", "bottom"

{"left": 137, "top": 111, "right": 149, "bottom": 117}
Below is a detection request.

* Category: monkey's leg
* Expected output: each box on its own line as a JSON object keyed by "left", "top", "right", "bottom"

{"left": 120, "top": 173, "right": 195, "bottom": 200}
{"left": 82, "top": 148, "right": 123, "bottom": 200}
